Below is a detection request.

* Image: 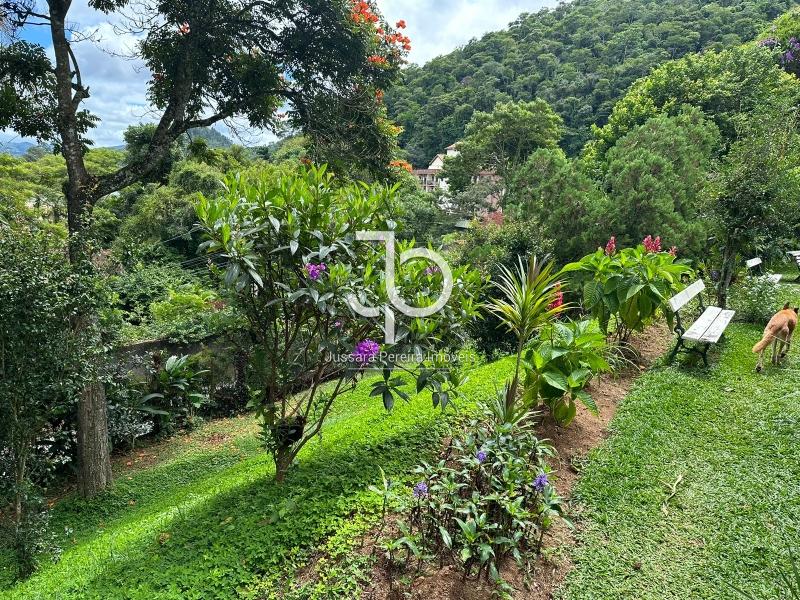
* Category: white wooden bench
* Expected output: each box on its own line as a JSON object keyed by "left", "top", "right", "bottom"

{"left": 745, "top": 257, "right": 782, "bottom": 283}
{"left": 789, "top": 251, "right": 800, "bottom": 282}
{"left": 667, "top": 280, "right": 735, "bottom": 366}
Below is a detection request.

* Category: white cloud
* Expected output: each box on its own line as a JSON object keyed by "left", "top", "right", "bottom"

{"left": 11, "top": 0, "right": 563, "bottom": 147}
{"left": 377, "top": 0, "right": 561, "bottom": 65}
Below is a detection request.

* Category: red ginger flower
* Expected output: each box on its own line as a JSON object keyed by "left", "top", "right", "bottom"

{"left": 605, "top": 236, "right": 616, "bottom": 255}
{"left": 642, "top": 235, "right": 662, "bottom": 253}
{"left": 669, "top": 246, "right": 678, "bottom": 257}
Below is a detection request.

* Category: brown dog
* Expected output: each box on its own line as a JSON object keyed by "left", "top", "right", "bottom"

{"left": 753, "top": 303, "right": 798, "bottom": 372}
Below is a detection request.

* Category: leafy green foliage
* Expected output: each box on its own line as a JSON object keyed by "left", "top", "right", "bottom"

{"left": 703, "top": 108, "right": 800, "bottom": 307}
{"left": 522, "top": 320, "right": 610, "bottom": 426}
{"left": 0, "top": 225, "right": 84, "bottom": 579}
{"left": 143, "top": 355, "right": 209, "bottom": 432}
{"left": 729, "top": 274, "right": 783, "bottom": 324}
{"left": 197, "top": 165, "right": 483, "bottom": 478}
{"left": 563, "top": 245, "right": 693, "bottom": 340}
{"left": 585, "top": 44, "right": 800, "bottom": 167}
{"left": 601, "top": 107, "right": 721, "bottom": 252}
{"left": 507, "top": 148, "right": 605, "bottom": 263}
{"left": 0, "top": 358, "right": 514, "bottom": 598}
{"left": 441, "top": 100, "right": 563, "bottom": 193}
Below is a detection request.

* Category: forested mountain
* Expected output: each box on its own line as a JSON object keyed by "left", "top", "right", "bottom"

{"left": 387, "top": 0, "right": 800, "bottom": 165}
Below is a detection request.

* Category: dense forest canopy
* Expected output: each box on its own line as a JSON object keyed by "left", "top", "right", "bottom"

{"left": 387, "top": 0, "right": 800, "bottom": 166}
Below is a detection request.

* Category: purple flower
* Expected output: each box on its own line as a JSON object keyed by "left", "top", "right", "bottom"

{"left": 476, "top": 451, "right": 487, "bottom": 464}
{"left": 304, "top": 263, "right": 327, "bottom": 281}
{"left": 534, "top": 473, "right": 549, "bottom": 493}
{"left": 333, "top": 320, "right": 342, "bottom": 328}
{"left": 759, "top": 37, "right": 778, "bottom": 49}
{"left": 413, "top": 481, "right": 428, "bottom": 499}
{"left": 352, "top": 339, "right": 380, "bottom": 364}
{"left": 424, "top": 265, "right": 440, "bottom": 276}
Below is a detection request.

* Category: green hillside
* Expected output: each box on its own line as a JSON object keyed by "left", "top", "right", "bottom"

{"left": 387, "top": 0, "right": 799, "bottom": 165}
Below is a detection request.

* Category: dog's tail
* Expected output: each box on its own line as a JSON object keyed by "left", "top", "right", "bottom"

{"left": 752, "top": 334, "right": 772, "bottom": 353}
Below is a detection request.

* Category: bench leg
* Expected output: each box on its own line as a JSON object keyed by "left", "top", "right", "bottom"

{"left": 668, "top": 338, "right": 682, "bottom": 363}
{"left": 701, "top": 343, "right": 710, "bottom": 367}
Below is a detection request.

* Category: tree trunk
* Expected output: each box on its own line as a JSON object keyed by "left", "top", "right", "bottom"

{"left": 717, "top": 242, "right": 738, "bottom": 309}
{"left": 50, "top": 4, "right": 114, "bottom": 497}
{"left": 274, "top": 449, "right": 293, "bottom": 483}
{"left": 76, "top": 371, "right": 112, "bottom": 497}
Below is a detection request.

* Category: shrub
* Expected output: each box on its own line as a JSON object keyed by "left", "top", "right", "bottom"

{"left": 522, "top": 319, "right": 610, "bottom": 426}
{"left": 563, "top": 241, "right": 693, "bottom": 341}
{"left": 143, "top": 355, "right": 209, "bottom": 434}
{"left": 729, "top": 275, "right": 782, "bottom": 324}
{"left": 149, "top": 285, "right": 241, "bottom": 343}
{"left": 380, "top": 398, "right": 566, "bottom": 587}
{"left": 0, "top": 225, "right": 82, "bottom": 579}
{"left": 197, "top": 165, "right": 484, "bottom": 480}
{"left": 449, "top": 220, "right": 554, "bottom": 353}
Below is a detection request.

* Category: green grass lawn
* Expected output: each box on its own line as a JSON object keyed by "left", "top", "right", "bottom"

{"left": 0, "top": 359, "right": 513, "bottom": 600}
{"left": 563, "top": 282, "right": 800, "bottom": 599}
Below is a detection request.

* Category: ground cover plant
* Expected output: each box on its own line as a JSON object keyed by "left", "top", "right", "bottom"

{"left": 373, "top": 395, "right": 567, "bottom": 593}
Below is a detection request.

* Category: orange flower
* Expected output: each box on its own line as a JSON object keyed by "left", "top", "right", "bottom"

{"left": 375, "top": 88, "right": 384, "bottom": 102}
{"left": 367, "top": 55, "right": 388, "bottom": 65}
{"left": 389, "top": 159, "right": 412, "bottom": 172}
{"left": 396, "top": 19, "right": 406, "bottom": 29}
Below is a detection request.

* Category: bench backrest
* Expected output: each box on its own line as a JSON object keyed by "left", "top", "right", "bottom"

{"left": 668, "top": 279, "right": 705, "bottom": 312}
{"left": 746, "top": 257, "right": 762, "bottom": 269}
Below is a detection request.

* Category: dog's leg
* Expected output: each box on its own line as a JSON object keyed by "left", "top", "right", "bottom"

{"left": 772, "top": 338, "right": 779, "bottom": 365}
{"left": 781, "top": 332, "right": 793, "bottom": 360}
{"left": 757, "top": 344, "right": 766, "bottom": 372}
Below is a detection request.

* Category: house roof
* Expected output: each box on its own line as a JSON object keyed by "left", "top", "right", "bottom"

{"left": 445, "top": 143, "right": 458, "bottom": 150}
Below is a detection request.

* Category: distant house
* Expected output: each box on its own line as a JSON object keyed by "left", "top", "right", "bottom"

{"left": 412, "top": 143, "right": 497, "bottom": 194}
{"left": 412, "top": 143, "right": 459, "bottom": 193}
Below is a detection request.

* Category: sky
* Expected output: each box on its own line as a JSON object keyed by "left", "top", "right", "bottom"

{"left": 2, "top": 0, "right": 561, "bottom": 149}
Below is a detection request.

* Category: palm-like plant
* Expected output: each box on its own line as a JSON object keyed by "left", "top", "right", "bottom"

{"left": 487, "top": 256, "right": 566, "bottom": 410}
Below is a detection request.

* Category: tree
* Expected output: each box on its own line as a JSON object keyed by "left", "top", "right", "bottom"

{"left": 0, "top": 0, "right": 409, "bottom": 496}
{"left": 601, "top": 107, "right": 721, "bottom": 253}
{"left": 441, "top": 100, "right": 563, "bottom": 194}
{"left": 585, "top": 44, "right": 800, "bottom": 169}
{"left": 704, "top": 108, "right": 800, "bottom": 307}
{"left": 197, "top": 166, "right": 483, "bottom": 481}
{"left": 507, "top": 148, "right": 605, "bottom": 263}
{"left": 386, "top": 0, "right": 799, "bottom": 162}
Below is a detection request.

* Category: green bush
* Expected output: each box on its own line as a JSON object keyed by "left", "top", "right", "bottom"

{"left": 197, "top": 165, "right": 484, "bottom": 480}
{"left": 449, "top": 220, "right": 554, "bottom": 354}
{"left": 563, "top": 242, "right": 693, "bottom": 341}
{"left": 0, "top": 225, "right": 83, "bottom": 579}
{"left": 148, "top": 285, "right": 240, "bottom": 343}
{"left": 523, "top": 319, "right": 610, "bottom": 426}
{"left": 729, "top": 275, "right": 782, "bottom": 324}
